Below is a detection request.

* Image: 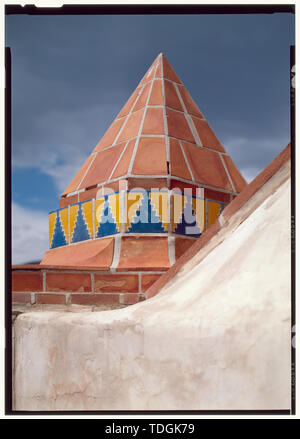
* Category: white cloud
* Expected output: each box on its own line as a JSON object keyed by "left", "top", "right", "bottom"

{"left": 239, "top": 166, "right": 260, "bottom": 184}
{"left": 12, "top": 203, "right": 49, "bottom": 265}
{"left": 12, "top": 103, "right": 118, "bottom": 193}
{"left": 223, "top": 135, "right": 290, "bottom": 183}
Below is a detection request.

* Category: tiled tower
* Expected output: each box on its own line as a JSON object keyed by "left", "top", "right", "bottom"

{"left": 39, "top": 53, "right": 247, "bottom": 304}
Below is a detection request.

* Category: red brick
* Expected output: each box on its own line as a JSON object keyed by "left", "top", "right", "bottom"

{"left": 12, "top": 264, "right": 42, "bottom": 270}
{"left": 162, "top": 55, "right": 182, "bottom": 83}
{"left": 102, "top": 179, "right": 127, "bottom": 193}
{"left": 93, "top": 118, "right": 125, "bottom": 152}
{"left": 133, "top": 82, "right": 151, "bottom": 112}
{"left": 128, "top": 177, "right": 168, "bottom": 190}
{"left": 111, "top": 139, "right": 136, "bottom": 180}
{"left": 182, "top": 142, "right": 233, "bottom": 191}
{"left": 118, "top": 109, "right": 144, "bottom": 142}
{"left": 132, "top": 137, "right": 167, "bottom": 175}
{"left": 177, "top": 85, "right": 204, "bottom": 118}
{"left": 71, "top": 293, "right": 120, "bottom": 305}
{"left": 204, "top": 188, "right": 231, "bottom": 203}
{"left": 164, "top": 80, "right": 183, "bottom": 112}
{"left": 41, "top": 238, "right": 114, "bottom": 269}
{"left": 141, "top": 274, "right": 162, "bottom": 292}
{"left": 62, "top": 154, "right": 94, "bottom": 196}
{"left": 175, "top": 237, "right": 195, "bottom": 259}
{"left": 79, "top": 142, "right": 126, "bottom": 189}
{"left": 222, "top": 155, "right": 247, "bottom": 193}
{"left": 155, "top": 60, "right": 162, "bottom": 79}
{"left": 142, "top": 108, "right": 165, "bottom": 135}
{"left": 117, "top": 87, "right": 140, "bottom": 118}
{"left": 59, "top": 194, "right": 78, "bottom": 208}
{"left": 94, "top": 274, "right": 139, "bottom": 293}
{"left": 46, "top": 272, "right": 91, "bottom": 292}
{"left": 170, "top": 138, "right": 192, "bottom": 180}
{"left": 148, "top": 79, "right": 163, "bottom": 106}
{"left": 139, "top": 58, "right": 157, "bottom": 87}
{"left": 117, "top": 236, "right": 171, "bottom": 271}
{"left": 170, "top": 179, "right": 199, "bottom": 196}
{"left": 166, "top": 108, "right": 195, "bottom": 143}
{"left": 12, "top": 272, "right": 43, "bottom": 292}
{"left": 36, "top": 293, "right": 66, "bottom": 305}
{"left": 12, "top": 292, "right": 31, "bottom": 304}
{"left": 79, "top": 186, "right": 100, "bottom": 203}
{"left": 191, "top": 118, "right": 225, "bottom": 153}
{"left": 122, "top": 293, "right": 140, "bottom": 305}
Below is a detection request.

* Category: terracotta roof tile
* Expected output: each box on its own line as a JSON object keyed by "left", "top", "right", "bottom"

{"left": 61, "top": 53, "right": 244, "bottom": 199}
{"left": 182, "top": 142, "right": 233, "bottom": 191}
{"left": 132, "top": 137, "right": 168, "bottom": 175}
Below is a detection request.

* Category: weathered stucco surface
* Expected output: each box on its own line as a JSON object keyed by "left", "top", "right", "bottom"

{"left": 13, "top": 167, "right": 291, "bottom": 411}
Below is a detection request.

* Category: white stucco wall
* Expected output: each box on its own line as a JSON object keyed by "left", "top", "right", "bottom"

{"left": 13, "top": 168, "right": 291, "bottom": 411}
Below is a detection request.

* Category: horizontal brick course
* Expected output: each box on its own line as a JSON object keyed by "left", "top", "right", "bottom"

{"left": 141, "top": 274, "right": 162, "bottom": 292}
{"left": 46, "top": 272, "right": 91, "bottom": 292}
{"left": 12, "top": 292, "right": 31, "bottom": 304}
{"left": 36, "top": 293, "right": 66, "bottom": 305}
{"left": 71, "top": 293, "right": 120, "bottom": 305}
{"left": 94, "top": 274, "right": 139, "bottom": 293}
{"left": 122, "top": 293, "right": 141, "bottom": 305}
{"left": 12, "top": 272, "right": 43, "bottom": 292}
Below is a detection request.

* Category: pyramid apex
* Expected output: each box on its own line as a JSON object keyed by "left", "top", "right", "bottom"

{"left": 62, "top": 54, "right": 247, "bottom": 200}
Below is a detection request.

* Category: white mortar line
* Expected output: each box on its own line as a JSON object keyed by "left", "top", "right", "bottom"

{"left": 43, "top": 271, "right": 46, "bottom": 292}
{"left": 168, "top": 235, "right": 176, "bottom": 265}
{"left": 114, "top": 104, "right": 206, "bottom": 121}
{"left": 75, "top": 153, "right": 98, "bottom": 191}
{"left": 178, "top": 140, "right": 195, "bottom": 182}
{"left": 68, "top": 205, "right": 71, "bottom": 243}
{"left": 120, "top": 189, "right": 126, "bottom": 232}
{"left": 171, "top": 175, "right": 238, "bottom": 195}
{"left": 161, "top": 57, "right": 170, "bottom": 166}
{"left": 39, "top": 269, "right": 167, "bottom": 275}
{"left": 90, "top": 272, "right": 95, "bottom": 293}
{"left": 168, "top": 188, "right": 173, "bottom": 235}
{"left": 68, "top": 173, "right": 238, "bottom": 197}
{"left": 108, "top": 139, "right": 130, "bottom": 181}
{"left": 219, "top": 152, "right": 236, "bottom": 193}
{"left": 110, "top": 235, "right": 122, "bottom": 272}
{"left": 66, "top": 190, "right": 80, "bottom": 198}
{"left": 127, "top": 62, "right": 159, "bottom": 175}
{"left": 129, "top": 173, "right": 168, "bottom": 179}
{"left": 185, "top": 114, "right": 202, "bottom": 146}
{"left": 61, "top": 172, "right": 238, "bottom": 205}
{"left": 65, "top": 138, "right": 231, "bottom": 198}
{"left": 92, "top": 198, "right": 95, "bottom": 238}
{"left": 113, "top": 84, "right": 146, "bottom": 146}
{"left": 175, "top": 83, "right": 206, "bottom": 119}
{"left": 173, "top": 82, "right": 202, "bottom": 147}
{"left": 205, "top": 198, "right": 208, "bottom": 230}
{"left": 140, "top": 75, "right": 183, "bottom": 88}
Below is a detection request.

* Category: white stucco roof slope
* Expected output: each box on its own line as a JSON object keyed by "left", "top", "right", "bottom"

{"left": 14, "top": 145, "right": 292, "bottom": 411}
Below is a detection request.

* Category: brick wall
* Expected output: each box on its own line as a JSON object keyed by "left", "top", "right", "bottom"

{"left": 12, "top": 265, "right": 163, "bottom": 306}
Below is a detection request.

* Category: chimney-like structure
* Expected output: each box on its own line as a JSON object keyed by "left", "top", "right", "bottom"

{"left": 40, "top": 53, "right": 246, "bottom": 298}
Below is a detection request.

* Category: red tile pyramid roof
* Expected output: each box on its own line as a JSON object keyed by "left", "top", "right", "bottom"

{"left": 62, "top": 53, "right": 246, "bottom": 199}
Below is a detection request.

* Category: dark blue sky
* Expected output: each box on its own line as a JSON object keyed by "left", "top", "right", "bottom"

{"left": 6, "top": 12, "right": 294, "bottom": 263}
